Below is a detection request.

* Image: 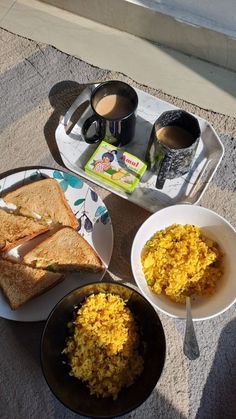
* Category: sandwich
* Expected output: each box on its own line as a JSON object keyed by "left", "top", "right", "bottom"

{"left": 0, "top": 208, "right": 49, "bottom": 251}
{"left": 3, "top": 178, "right": 79, "bottom": 229}
{"left": 23, "top": 226, "right": 104, "bottom": 273}
{"left": 0, "top": 259, "right": 64, "bottom": 310}
{"left": 0, "top": 178, "right": 103, "bottom": 311}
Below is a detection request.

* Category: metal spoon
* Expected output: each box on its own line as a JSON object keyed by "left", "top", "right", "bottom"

{"left": 183, "top": 296, "right": 200, "bottom": 360}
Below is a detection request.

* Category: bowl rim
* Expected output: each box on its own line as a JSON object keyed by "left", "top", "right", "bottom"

{"left": 40, "top": 281, "right": 167, "bottom": 418}
{"left": 131, "top": 204, "right": 236, "bottom": 322}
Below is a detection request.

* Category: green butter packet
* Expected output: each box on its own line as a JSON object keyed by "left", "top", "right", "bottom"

{"left": 84, "top": 141, "right": 147, "bottom": 193}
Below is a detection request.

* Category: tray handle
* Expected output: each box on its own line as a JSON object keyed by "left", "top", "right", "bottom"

{"left": 61, "top": 84, "right": 97, "bottom": 128}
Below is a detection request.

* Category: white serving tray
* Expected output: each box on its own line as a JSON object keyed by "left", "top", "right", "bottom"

{"left": 55, "top": 84, "right": 224, "bottom": 213}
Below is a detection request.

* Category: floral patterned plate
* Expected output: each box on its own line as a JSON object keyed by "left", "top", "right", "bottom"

{"left": 0, "top": 168, "right": 113, "bottom": 321}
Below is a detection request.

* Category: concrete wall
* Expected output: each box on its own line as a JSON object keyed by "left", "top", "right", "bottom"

{"left": 40, "top": 0, "right": 236, "bottom": 72}
{"left": 130, "top": 0, "right": 236, "bottom": 36}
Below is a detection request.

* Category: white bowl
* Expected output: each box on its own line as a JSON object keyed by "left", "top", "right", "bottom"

{"left": 131, "top": 205, "right": 236, "bottom": 321}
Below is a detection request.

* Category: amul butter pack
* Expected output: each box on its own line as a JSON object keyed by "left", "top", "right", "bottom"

{"left": 84, "top": 141, "right": 147, "bottom": 193}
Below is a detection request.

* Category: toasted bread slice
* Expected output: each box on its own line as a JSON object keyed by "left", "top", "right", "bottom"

{"left": 0, "top": 208, "right": 49, "bottom": 252}
{"left": 23, "top": 227, "right": 104, "bottom": 273}
{"left": 0, "top": 259, "right": 64, "bottom": 310}
{"left": 3, "top": 178, "right": 79, "bottom": 229}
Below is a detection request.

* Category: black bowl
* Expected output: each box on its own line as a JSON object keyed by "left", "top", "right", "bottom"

{"left": 40, "top": 282, "right": 166, "bottom": 418}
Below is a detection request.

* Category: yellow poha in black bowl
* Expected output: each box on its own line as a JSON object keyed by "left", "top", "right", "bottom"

{"left": 41, "top": 282, "right": 166, "bottom": 418}
{"left": 63, "top": 293, "right": 144, "bottom": 400}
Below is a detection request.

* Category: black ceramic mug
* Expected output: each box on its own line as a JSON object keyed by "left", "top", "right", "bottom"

{"left": 76, "top": 80, "right": 138, "bottom": 146}
{"left": 145, "top": 110, "right": 201, "bottom": 189}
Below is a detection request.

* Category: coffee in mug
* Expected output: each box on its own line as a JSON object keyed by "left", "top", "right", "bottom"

{"left": 155, "top": 126, "right": 194, "bottom": 150}
{"left": 94, "top": 94, "right": 134, "bottom": 119}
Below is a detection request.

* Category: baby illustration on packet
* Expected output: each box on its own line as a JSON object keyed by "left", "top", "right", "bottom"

{"left": 94, "top": 150, "right": 117, "bottom": 173}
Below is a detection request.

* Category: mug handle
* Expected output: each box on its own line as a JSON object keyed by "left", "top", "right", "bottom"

{"left": 62, "top": 84, "right": 105, "bottom": 145}
{"left": 155, "top": 152, "right": 172, "bottom": 189}
{"left": 81, "top": 114, "right": 106, "bottom": 144}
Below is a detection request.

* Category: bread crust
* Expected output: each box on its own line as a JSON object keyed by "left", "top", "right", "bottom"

{"left": 52, "top": 180, "right": 79, "bottom": 229}
{"left": 0, "top": 259, "right": 64, "bottom": 310}
{"left": 2, "top": 228, "right": 50, "bottom": 252}
{"left": 0, "top": 208, "right": 50, "bottom": 252}
{"left": 23, "top": 226, "right": 104, "bottom": 272}
{"left": 1, "top": 274, "right": 64, "bottom": 310}
{"left": 3, "top": 178, "right": 79, "bottom": 229}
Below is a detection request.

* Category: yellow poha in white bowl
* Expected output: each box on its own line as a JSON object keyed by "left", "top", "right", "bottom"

{"left": 131, "top": 205, "right": 236, "bottom": 320}
{"left": 141, "top": 224, "right": 223, "bottom": 304}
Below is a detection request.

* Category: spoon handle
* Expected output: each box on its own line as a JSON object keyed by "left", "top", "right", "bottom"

{"left": 183, "top": 297, "right": 200, "bottom": 360}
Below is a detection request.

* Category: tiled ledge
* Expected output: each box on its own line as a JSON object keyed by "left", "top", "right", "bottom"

{"left": 40, "top": 0, "right": 236, "bottom": 72}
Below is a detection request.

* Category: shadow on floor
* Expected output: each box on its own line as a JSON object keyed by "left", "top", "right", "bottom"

{"left": 102, "top": 192, "right": 150, "bottom": 282}
{"left": 196, "top": 316, "right": 236, "bottom": 419}
{"left": 51, "top": 384, "right": 187, "bottom": 419}
{"left": 44, "top": 80, "right": 91, "bottom": 166}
